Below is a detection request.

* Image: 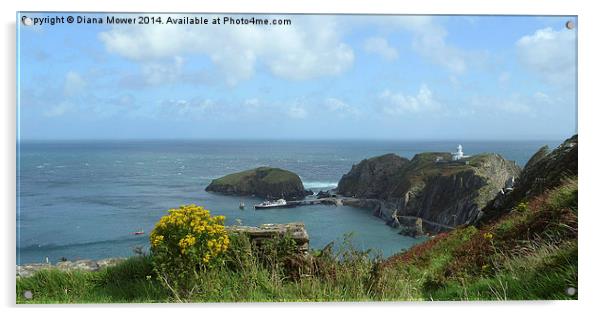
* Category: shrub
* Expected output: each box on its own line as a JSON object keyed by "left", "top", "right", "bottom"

{"left": 247, "top": 232, "right": 313, "bottom": 282}
{"left": 514, "top": 202, "right": 529, "bottom": 213}
{"left": 222, "top": 232, "right": 255, "bottom": 272}
{"left": 150, "top": 204, "right": 230, "bottom": 300}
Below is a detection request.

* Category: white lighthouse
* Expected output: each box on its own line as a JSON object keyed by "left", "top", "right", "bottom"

{"left": 452, "top": 144, "right": 464, "bottom": 161}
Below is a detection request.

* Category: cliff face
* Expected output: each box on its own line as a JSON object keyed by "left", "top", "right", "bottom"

{"left": 206, "top": 167, "right": 308, "bottom": 200}
{"left": 337, "top": 152, "right": 521, "bottom": 232}
{"left": 337, "top": 154, "right": 409, "bottom": 199}
{"left": 478, "top": 135, "right": 578, "bottom": 225}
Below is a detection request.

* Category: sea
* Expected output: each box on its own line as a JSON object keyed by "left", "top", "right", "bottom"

{"left": 16, "top": 139, "right": 562, "bottom": 265}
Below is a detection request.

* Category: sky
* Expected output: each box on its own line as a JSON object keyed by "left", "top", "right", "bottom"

{"left": 17, "top": 14, "right": 577, "bottom": 140}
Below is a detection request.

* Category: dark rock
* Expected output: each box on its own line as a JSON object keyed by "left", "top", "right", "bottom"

{"left": 337, "top": 153, "right": 410, "bottom": 199}
{"left": 206, "top": 167, "right": 308, "bottom": 200}
{"left": 398, "top": 218, "right": 425, "bottom": 238}
{"left": 316, "top": 190, "right": 336, "bottom": 199}
{"left": 524, "top": 145, "right": 550, "bottom": 171}
{"left": 478, "top": 135, "right": 577, "bottom": 225}
{"left": 340, "top": 198, "right": 382, "bottom": 214}
{"left": 337, "top": 151, "right": 521, "bottom": 232}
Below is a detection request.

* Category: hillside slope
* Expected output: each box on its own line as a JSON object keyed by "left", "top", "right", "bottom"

{"left": 477, "top": 135, "right": 578, "bottom": 225}
{"left": 379, "top": 135, "right": 578, "bottom": 300}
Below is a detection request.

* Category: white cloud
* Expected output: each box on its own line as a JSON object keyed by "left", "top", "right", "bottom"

{"left": 63, "top": 71, "right": 85, "bottom": 96}
{"left": 324, "top": 98, "right": 348, "bottom": 111}
{"left": 496, "top": 99, "right": 532, "bottom": 114}
{"left": 160, "top": 98, "right": 215, "bottom": 119}
{"left": 498, "top": 72, "right": 511, "bottom": 84}
{"left": 44, "top": 102, "right": 72, "bottom": 117}
{"left": 382, "top": 16, "right": 468, "bottom": 74}
{"left": 334, "top": 16, "right": 484, "bottom": 74}
{"left": 42, "top": 71, "right": 85, "bottom": 117}
{"left": 117, "top": 94, "right": 136, "bottom": 107}
{"left": 363, "top": 37, "right": 398, "bottom": 61}
{"left": 467, "top": 92, "right": 558, "bottom": 115}
{"left": 141, "top": 56, "right": 185, "bottom": 85}
{"left": 449, "top": 75, "right": 461, "bottom": 88}
{"left": 533, "top": 91, "right": 552, "bottom": 104}
{"left": 324, "top": 98, "right": 359, "bottom": 117}
{"left": 288, "top": 104, "right": 308, "bottom": 119}
{"left": 243, "top": 98, "right": 260, "bottom": 108}
{"left": 378, "top": 84, "right": 441, "bottom": 115}
{"left": 516, "top": 27, "right": 576, "bottom": 86}
{"left": 99, "top": 15, "right": 354, "bottom": 85}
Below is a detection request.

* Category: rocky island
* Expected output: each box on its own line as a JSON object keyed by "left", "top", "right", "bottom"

{"left": 206, "top": 167, "right": 310, "bottom": 200}
{"left": 337, "top": 150, "right": 521, "bottom": 234}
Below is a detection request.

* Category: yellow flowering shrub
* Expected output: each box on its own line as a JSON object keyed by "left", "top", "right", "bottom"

{"left": 150, "top": 204, "right": 230, "bottom": 298}
{"left": 482, "top": 232, "right": 494, "bottom": 240}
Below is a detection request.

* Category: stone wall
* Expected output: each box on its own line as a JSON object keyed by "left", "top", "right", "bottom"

{"left": 227, "top": 222, "right": 309, "bottom": 254}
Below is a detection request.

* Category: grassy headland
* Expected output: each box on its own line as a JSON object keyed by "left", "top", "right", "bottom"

{"left": 205, "top": 166, "right": 307, "bottom": 200}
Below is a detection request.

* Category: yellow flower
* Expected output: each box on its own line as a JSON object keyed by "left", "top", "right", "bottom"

{"left": 178, "top": 234, "right": 197, "bottom": 254}
{"left": 151, "top": 234, "right": 164, "bottom": 247}
{"left": 483, "top": 232, "right": 494, "bottom": 240}
{"left": 150, "top": 204, "right": 230, "bottom": 263}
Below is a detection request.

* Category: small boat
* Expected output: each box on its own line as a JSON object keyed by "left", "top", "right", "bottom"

{"left": 132, "top": 230, "right": 145, "bottom": 235}
{"left": 239, "top": 201, "right": 245, "bottom": 209}
{"left": 254, "top": 198, "right": 293, "bottom": 209}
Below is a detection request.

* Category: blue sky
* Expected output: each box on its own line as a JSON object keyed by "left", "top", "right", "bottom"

{"left": 18, "top": 14, "right": 577, "bottom": 140}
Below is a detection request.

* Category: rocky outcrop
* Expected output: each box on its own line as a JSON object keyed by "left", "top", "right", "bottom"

{"left": 478, "top": 135, "right": 578, "bottom": 225}
{"left": 206, "top": 167, "right": 308, "bottom": 200}
{"left": 338, "top": 154, "right": 410, "bottom": 198}
{"left": 523, "top": 145, "right": 550, "bottom": 171}
{"left": 398, "top": 218, "right": 425, "bottom": 238}
{"left": 337, "top": 152, "right": 521, "bottom": 233}
{"left": 316, "top": 190, "right": 337, "bottom": 199}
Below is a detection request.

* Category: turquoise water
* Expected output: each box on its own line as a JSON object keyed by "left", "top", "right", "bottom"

{"left": 16, "top": 139, "right": 561, "bottom": 264}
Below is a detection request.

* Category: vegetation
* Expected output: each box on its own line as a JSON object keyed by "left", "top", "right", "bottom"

{"left": 205, "top": 166, "right": 306, "bottom": 199}
{"left": 382, "top": 177, "right": 577, "bottom": 300}
{"left": 150, "top": 204, "right": 230, "bottom": 300}
{"left": 16, "top": 256, "right": 168, "bottom": 303}
{"left": 17, "top": 179, "right": 577, "bottom": 303}
{"left": 209, "top": 167, "right": 300, "bottom": 186}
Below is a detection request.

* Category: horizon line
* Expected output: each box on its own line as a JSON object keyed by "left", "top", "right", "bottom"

{"left": 16, "top": 136, "right": 572, "bottom": 142}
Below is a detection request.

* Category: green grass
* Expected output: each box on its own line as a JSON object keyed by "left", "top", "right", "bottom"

{"left": 384, "top": 179, "right": 578, "bottom": 301}
{"left": 211, "top": 167, "right": 300, "bottom": 185}
{"left": 426, "top": 240, "right": 577, "bottom": 300}
{"left": 17, "top": 256, "right": 169, "bottom": 303}
{"left": 17, "top": 180, "right": 578, "bottom": 303}
{"left": 17, "top": 236, "right": 390, "bottom": 303}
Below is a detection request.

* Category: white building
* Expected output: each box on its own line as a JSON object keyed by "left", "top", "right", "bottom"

{"left": 452, "top": 144, "right": 465, "bottom": 161}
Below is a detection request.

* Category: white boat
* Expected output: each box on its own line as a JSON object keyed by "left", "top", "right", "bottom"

{"left": 254, "top": 198, "right": 292, "bottom": 209}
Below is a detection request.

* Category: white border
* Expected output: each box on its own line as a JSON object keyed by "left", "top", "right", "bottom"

{"left": 2, "top": 0, "right": 600, "bottom": 315}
